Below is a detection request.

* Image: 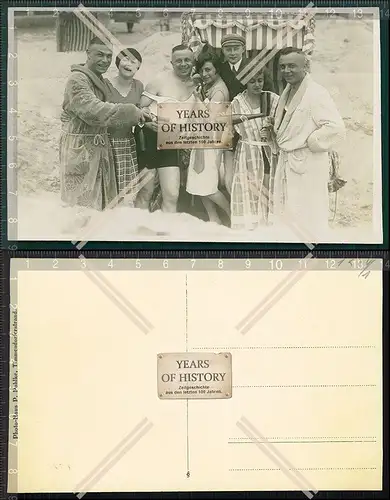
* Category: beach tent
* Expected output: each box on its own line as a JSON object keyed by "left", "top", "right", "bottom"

{"left": 181, "top": 10, "right": 345, "bottom": 196}
{"left": 56, "top": 11, "right": 111, "bottom": 52}
{"left": 181, "top": 10, "right": 316, "bottom": 95}
{"left": 55, "top": 10, "right": 145, "bottom": 52}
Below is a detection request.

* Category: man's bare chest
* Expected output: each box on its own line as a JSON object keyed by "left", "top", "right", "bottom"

{"left": 159, "top": 79, "right": 195, "bottom": 101}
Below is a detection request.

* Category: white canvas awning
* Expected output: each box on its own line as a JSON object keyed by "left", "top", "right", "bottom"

{"left": 183, "top": 13, "right": 315, "bottom": 54}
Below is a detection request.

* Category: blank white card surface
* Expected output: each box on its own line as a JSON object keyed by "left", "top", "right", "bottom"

{"left": 9, "top": 261, "right": 383, "bottom": 493}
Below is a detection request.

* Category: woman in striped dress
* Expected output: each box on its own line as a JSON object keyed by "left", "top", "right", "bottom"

{"left": 105, "top": 48, "right": 144, "bottom": 206}
{"left": 230, "top": 66, "right": 279, "bottom": 230}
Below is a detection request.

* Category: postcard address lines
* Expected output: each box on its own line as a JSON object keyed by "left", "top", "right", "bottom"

{"left": 183, "top": 275, "right": 379, "bottom": 482}
{"left": 189, "top": 355, "right": 379, "bottom": 478}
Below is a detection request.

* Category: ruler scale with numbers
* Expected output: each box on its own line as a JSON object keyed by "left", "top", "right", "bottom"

{"left": 2, "top": 249, "right": 390, "bottom": 270}
{"left": 3, "top": 255, "right": 389, "bottom": 273}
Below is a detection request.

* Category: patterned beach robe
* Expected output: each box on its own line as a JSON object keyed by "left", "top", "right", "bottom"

{"left": 273, "top": 74, "right": 346, "bottom": 239}
{"left": 230, "top": 90, "right": 279, "bottom": 230}
{"left": 60, "top": 64, "right": 142, "bottom": 211}
{"left": 105, "top": 78, "right": 144, "bottom": 207}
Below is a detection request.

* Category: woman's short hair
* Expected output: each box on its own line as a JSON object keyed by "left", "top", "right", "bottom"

{"left": 115, "top": 48, "right": 142, "bottom": 69}
{"left": 195, "top": 49, "right": 222, "bottom": 75}
{"left": 241, "top": 59, "right": 274, "bottom": 91}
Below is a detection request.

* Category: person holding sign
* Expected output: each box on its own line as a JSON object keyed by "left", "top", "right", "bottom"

{"left": 136, "top": 45, "right": 197, "bottom": 213}
{"left": 59, "top": 37, "right": 151, "bottom": 229}
{"left": 230, "top": 63, "right": 279, "bottom": 230}
{"left": 186, "top": 50, "right": 230, "bottom": 224}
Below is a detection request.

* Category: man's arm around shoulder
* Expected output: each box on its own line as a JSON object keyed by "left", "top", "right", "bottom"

{"left": 64, "top": 71, "right": 141, "bottom": 128}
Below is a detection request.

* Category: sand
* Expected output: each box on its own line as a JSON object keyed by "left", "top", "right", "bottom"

{"left": 13, "top": 15, "right": 378, "bottom": 240}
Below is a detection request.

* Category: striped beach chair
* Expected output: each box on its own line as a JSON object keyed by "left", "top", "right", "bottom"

{"left": 181, "top": 10, "right": 346, "bottom": 203}
{"left": 181, "top": 10, "right": 316, "bottom": 95}
{"left": 56, "top": 11, "right": 111, "bottom": 52}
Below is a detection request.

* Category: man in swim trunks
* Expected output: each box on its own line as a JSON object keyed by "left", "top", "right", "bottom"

{"left": 137, "top": 45, "right": 196, "bottom": 213}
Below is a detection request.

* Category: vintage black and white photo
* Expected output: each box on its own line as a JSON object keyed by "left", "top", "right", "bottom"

{"left": 8, "top": 7, "right": 383, "bottom": 242}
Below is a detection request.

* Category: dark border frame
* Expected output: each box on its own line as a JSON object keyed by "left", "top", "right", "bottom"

{"left": 0, "top": 250, "right": 388, "bottom": 499}
{"left": 0, "top": 0, "right": 388, "bottom": 252}
{"left": 1, "top": 0, "right": 389, "bottom": 496}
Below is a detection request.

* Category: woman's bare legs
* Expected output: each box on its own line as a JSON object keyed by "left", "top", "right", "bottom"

{"left": 201, "top": 189, "right": 230, "bottom": 224}
{"left": 223, "top": 150, "right": 234, "bottom": 195}
{"left": 135, "top": 169, "right": 156, "bottom": 209}
{"left": 208, "top": 190, "right": 230, "bottom": 217}
{"left": 158, "top": 166, "right": 180, "bottom": 213}
{"left": 201, "top": 197, "right": 222, "bottom": 224}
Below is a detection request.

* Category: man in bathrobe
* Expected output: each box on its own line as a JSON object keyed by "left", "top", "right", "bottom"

{"left": 272, "top": 47, "right": 345, "bottom": 241}
{"left": 59, "top": 37, "right": 152, "bottom": 234}
{"left": 60, "top": 37, "right": 151, "bottom": 212}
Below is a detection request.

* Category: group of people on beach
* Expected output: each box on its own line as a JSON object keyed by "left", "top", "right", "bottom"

{"left": 60, "top": 32, "right": 346, "bottom": 236}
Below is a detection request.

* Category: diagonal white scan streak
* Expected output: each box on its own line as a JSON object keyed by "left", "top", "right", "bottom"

{"left": 237, "top": 253, "right": 316, "bottom": 334}
{"left": 72, "top": 169, "right": 156, "bottom": 249}
{"left": 237, "top": 416, "right": 318, "bottom": 498}
{"left": 65, "top": 5, "right": 156, "bottom": 333}
{"left": 74, "top": 4, "right": 123, "bottom": 52}
{"left": 252, "top": 175, "right": 318, "bottom": 249}
{"left": 74, "top": 4, "right": 153, "bottom": 70}
{"left": 237, "top": 3, "right": 317, "bottom": 84}
{"left": 80, "top": 256, "right": 154, "bottom": 334}
{"left": 93, "top": 270, "right": 154, "bottom": 329}
{"left": 68, "top": 5, "right": 157, "bottom": 248}
{"left": 74, "top": 418, "right": 153, "bottom": 498}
